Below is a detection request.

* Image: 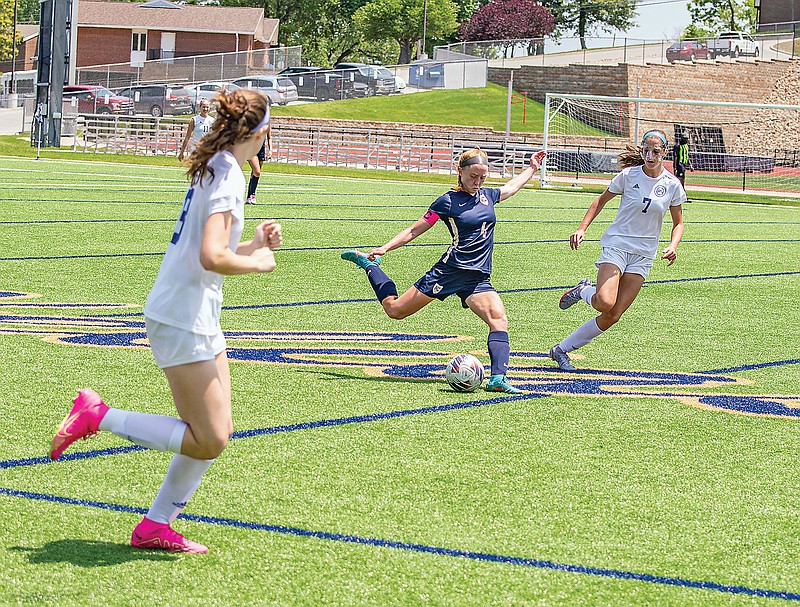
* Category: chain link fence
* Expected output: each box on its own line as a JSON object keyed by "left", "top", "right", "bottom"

{"left": 435, "top": 32, "right": 797, "bottom": 67}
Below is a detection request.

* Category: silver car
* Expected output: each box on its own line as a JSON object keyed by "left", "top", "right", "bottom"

{"left": 185, "top": 81, "right": 231, "bottom": 109}
{"left": 229, "top": 75, "right": 299, "bottom": 106}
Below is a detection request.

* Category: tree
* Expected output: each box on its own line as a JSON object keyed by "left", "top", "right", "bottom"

{"left": 0, "top": 0, "right": 22, "bottom": 62}
{"left": 354, "top": 0, "right": 459, "bottom": 64}
{"left": 459, "top": 0, "right": 555, "bottom": 57}
{"left": 541, "top": 0, "right": 636, "bottom": 50}
{"left": 16, "top": 0, "right": 39, "bottom": 23}
{"left": 686, "top": 0, "right": 757, "bottom": 34}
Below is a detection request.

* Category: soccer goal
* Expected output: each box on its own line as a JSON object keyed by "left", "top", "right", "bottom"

{"left": 541, "top": 92, "right": 800, "bottom": 196}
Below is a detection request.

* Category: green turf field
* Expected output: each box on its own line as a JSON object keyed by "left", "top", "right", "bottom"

{"left": 1, "top": 155, "right": 799, "bottom": 606}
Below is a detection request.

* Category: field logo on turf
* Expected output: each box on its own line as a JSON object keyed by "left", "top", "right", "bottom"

{"left": 0, "top": 297, "right": 798, "bottom": 420}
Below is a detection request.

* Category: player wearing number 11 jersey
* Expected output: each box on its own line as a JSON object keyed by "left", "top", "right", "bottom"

{"left": 549, "top": 128, "right": 685, "bottom": 371}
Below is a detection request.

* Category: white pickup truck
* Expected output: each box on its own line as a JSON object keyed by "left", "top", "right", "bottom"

{"left": 708, "top": 31, "right": 760, "bottom": 58}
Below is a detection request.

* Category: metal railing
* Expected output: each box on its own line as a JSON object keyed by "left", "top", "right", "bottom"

{"left": 65, "top": 114, "right": 537, "bottom": 177}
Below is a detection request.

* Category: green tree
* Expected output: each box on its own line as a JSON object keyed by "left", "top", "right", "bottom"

{"left": 541, "top": 0, "right": 636, "bottom": 49}
{"left": 686, "top": 0, "right": 756, "bottom": 34}
{"left": 17, "top": 0, "right": 39, "bottom": 23}
{"left": 0, "top": 0, "right": 22, "bottom": 61}
{"left": 354, "top": 0, "right": 459, "bottom": 64}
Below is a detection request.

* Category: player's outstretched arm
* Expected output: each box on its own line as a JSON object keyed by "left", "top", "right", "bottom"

{"left": 498, "top": 150, "right": 546, "bottom": 201}
{"left": 368, "top": 217, "right": 433, "bottom": 260}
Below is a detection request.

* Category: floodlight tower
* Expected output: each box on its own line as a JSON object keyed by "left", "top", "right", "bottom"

{"left": 32, "top": 0, "right": 78, "bottom": 148}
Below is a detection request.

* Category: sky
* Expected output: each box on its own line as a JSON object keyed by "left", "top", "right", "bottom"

{"left": 624, "top": 0, "right": 693, "bottom": 41}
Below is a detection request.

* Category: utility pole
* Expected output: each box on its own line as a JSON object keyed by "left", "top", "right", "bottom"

{"left": 11, "top": 0, "right": 18, "bottom": 96}
{"left": 421, "top": 0, "right": 428, "bottom": 59}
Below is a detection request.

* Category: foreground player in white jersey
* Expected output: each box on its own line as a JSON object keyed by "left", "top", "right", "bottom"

{"left": 178, "top": 98, "right": 215, "bottom": 162}
{"left": 549, "top": 129, "right": 685, "bottom": 371}
{"left": 49, "top": 88, "right": 282, "bottom": 553}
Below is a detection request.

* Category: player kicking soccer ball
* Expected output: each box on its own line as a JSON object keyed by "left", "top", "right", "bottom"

{"left": 50, "top": 88, "right": 281, "bottom": 554}
{"left": 550, "top": 129, "right": 685, "bottom": 371}
{"left": 342, "top": 147, "right": 546, "bottom": 394}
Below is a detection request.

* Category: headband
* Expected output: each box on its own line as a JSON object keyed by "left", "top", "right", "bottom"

{"left": 641, "top": 131, "right": 667, "bottom": 147}
{"left": 459, "top": 155, "right": 489, "bottom": 168}
{"left": 249, "top": 105, "right": 270, "bottom": 134}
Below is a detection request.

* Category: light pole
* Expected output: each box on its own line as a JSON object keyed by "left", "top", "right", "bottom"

{"left": 11, "top": 0, "right": 18, "bottom": 95}
{"left": 421, "top": 0, "right": 428, "bottom": 60}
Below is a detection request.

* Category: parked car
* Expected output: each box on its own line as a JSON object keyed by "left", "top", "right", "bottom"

{"left": 277, "top": 66, "right": 355, "bottom": 101}
{"left": 62, "top": 85, "right": 134, "bottom": 115}
{"left": 333, "top": 63, "right": 398, "bottom": 95}
{"left": 229, "top": 75, "right": 299, "bottom": 105}
{"left": 707, "top": 31, "right": 760, "bottom": 59}
{"left": 115, "top": 84, "right": 194, "bottom": 117}
{"left": 184, "top": 81, "right": 230, "bottom": 109}
{"left": 666, "top": 40, "right": 709, "bottom": 63}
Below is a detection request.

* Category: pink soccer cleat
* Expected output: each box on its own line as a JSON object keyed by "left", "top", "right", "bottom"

{"left": 131, "top": 517, "right": 208, "bottom": 554}
{"left": 49, "top": 389, "right": 109, "bottom": 460}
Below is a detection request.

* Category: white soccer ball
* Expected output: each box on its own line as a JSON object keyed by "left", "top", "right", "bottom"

{"left": 445, "top": 354, "right": 485, "bottom": 392}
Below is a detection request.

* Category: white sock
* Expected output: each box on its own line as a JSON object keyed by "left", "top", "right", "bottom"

{"left": 559, "top": 318, "right": 604, "bottom": 353}
{"left": 147, "top": 454, "right": 214, "bottom": 524}
{"left": 99, "top": 408, "right": 186, "bottom": 453}
{"left": 581, "top": 285, "right": 597, "bottom": 306}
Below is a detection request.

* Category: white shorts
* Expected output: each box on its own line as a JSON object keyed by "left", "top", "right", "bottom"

{"left": 145, "top": 318, "right": 226, "bottom": 369}
{"left": 596, "top": 247, "right": 653, "bottom": 279}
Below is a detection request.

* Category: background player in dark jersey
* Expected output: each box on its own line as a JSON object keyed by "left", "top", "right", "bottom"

{"left": 341, "top": 147, "right": 546, "bottom": 394}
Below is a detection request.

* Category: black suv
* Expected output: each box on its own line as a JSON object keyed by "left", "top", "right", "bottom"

{"left": 116, "top": 84, "right": 194, "bottom": 117}
{"left": 334, "top": 63, "right": 398, "bottom": 96}
{"left": 277, "top": 66, "right": 355, "bottom": 101}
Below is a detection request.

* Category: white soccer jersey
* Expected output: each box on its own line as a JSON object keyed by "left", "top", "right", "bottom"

{"left": 189, "top": 115, "right": 215, "bottom": 148}
{"left": 144, "top": 150, "right": 245, "bottom": 334}
{"left": 600, "top": 165, "right": 686, "bottom": 259}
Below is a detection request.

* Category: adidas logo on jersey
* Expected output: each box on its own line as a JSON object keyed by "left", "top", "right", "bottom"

{"left": 633, "top": 184, "right": 640, "bottom": 189}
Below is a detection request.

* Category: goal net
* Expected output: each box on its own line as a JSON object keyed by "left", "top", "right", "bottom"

{"left": 542, "top": 93, "right": 800, "bottom": 196}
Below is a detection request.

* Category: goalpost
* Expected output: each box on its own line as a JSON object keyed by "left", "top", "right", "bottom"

{"left": 541, "top": 92, "right": 800, "bottom": 196}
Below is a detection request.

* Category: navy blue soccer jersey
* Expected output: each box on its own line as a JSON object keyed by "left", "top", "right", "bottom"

{"left": 428, "top": 187, "right": 501, "bottom": 274}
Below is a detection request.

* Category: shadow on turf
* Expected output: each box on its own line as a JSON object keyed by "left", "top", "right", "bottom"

{"left": 301, "top": 368, "right": 478, "bottom": 394}
{"left": 10, "top": 540, "right": 177, "bottom": 566}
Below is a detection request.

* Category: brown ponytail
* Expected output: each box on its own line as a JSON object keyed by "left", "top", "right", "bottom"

{"left": 185, "top": 88, "right": 269, "bottom": 186}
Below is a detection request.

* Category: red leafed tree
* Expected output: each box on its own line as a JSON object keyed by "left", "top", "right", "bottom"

{"left": 459, "top": 0, "right": 555, "bottom": 56}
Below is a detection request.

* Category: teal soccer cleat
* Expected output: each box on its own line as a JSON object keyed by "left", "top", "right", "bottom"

{"left": 484, "top": 375, "right": 524, "bottom": 394}
{"left": 341, "top": 249, "right": 381, "bottom": 269}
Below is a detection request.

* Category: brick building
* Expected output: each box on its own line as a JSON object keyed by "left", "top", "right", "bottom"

{"left": 9, "top": 0, "right": 279, "bottom": 71}
{"left": 77, "top": 0, "right": 279, "bottom": 67}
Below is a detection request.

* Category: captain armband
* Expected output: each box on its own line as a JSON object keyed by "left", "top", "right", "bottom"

{"left": 422, "top": 210, "right": 439, "bottom": 225}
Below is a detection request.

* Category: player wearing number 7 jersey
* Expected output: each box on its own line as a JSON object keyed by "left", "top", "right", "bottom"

{"left": 549, "top": 129, "right": 685, "bottom": 371}
{"left": 49, "top": 88, "right": 282, "bottom": 553}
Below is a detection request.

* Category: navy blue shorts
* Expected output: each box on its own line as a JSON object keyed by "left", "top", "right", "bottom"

{"left": 414, "top": 262, "right": 495, "bottom": 308}
{"left": 256, "top": 141, "right": 267, "bottom": 162}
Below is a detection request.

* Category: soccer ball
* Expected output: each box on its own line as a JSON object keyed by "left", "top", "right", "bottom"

{"left": 445, "top": 354, "right": 485, "bottom": 392}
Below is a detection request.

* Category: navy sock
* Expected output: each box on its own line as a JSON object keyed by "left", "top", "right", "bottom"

{"left": 247, "top": 175, "right": 259, "bottom": 197}
{"left": 365, "top": 265, "right": 397, "bottom": 302}
{"left": 487, "top": 331, "right": 510, "bottom": 376}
